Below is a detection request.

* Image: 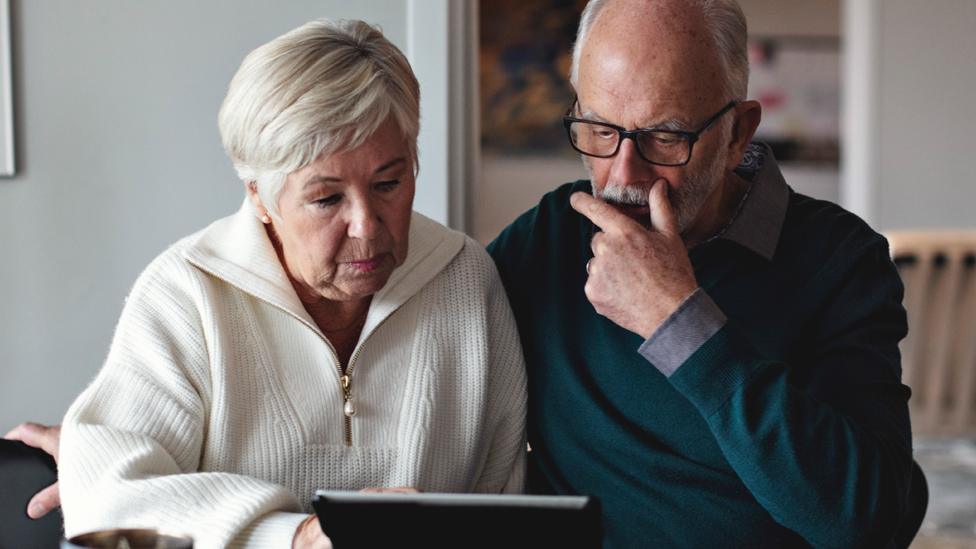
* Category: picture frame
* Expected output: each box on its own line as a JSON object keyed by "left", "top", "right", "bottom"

{"left": 0, "top": 0, "right": 14, "bottom": 176}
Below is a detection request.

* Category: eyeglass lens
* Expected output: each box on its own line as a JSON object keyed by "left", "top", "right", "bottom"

{"left": 568, "top": 122, "right": 691, "bottom": 165}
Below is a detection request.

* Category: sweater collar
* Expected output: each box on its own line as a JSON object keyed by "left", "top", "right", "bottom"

{"left": 181, "top": 199, "right": 465, "bottom": 338}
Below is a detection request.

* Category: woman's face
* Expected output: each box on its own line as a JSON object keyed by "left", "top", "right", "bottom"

{"left": 253, "top": 119, "right": 415, "bottom": 304}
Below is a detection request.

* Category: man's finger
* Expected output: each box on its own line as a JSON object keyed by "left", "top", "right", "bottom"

{"left": 590, "top": 230, "right": 606, "bottom": 255}
{"left": 648, "top": 180, "right": 679, "bottom": 235}
{"left": 27, "top": 482, "right": 60, "bottom": 519}
{"left": 570, "top": 191, "right": 633, "bottom": 233}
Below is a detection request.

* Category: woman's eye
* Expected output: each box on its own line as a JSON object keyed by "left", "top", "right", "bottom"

{"left": 314, "top": 194, "right": 342, "bottom": 208}
{"left": 375, "top": 179, "right": 400, "bottom": 192}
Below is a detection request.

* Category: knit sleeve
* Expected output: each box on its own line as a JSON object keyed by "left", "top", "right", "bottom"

{"left": 60, "top": 251, "right": 306, "bottom": 549}
{"left": 472, "top": 244, "right": 528, "bottom": 494}
{"left": 666, "top": 237, "right": 912, "bottom": 548}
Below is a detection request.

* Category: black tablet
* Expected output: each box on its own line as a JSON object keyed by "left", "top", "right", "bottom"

{"left": 313, "top": 491, "right": 602, "bottom": 549}
{"left": 0, "top": 439, "right": 63, "bottom": 548}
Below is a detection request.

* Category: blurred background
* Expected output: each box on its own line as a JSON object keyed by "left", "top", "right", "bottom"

{"left": 0, "top": 1, "right": 973, "bottom": 546}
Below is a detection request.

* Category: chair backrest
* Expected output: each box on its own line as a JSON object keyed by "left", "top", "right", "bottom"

{"left": 0, "top": 439, "right": 63, "bottom": 548}
{"left": 886, "top": 230, "right": 976, "bottom": 436}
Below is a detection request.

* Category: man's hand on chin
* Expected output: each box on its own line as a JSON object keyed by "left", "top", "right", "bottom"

{"left": 571, "top": 181, "right": 699, "bottom": 339}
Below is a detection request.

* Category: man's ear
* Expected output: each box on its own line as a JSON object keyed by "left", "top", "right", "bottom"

{"left": 725, "top": 100, "right": 762, "bottom": 171}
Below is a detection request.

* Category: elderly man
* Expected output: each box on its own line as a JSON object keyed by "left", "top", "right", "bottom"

{"left": 487, "top": 0, "right": 917, "bottom": 547}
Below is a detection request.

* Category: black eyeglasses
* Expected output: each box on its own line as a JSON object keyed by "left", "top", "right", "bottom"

{"left": 562, "top": 99, "right": 738, "bottom": 167}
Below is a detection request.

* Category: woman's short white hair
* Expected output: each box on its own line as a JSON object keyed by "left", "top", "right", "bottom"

{"left": 570, "top": 0, "right": 749, "bottom": 100}
{"left": 218, "top": 19, "right": 420, "bottom": 218}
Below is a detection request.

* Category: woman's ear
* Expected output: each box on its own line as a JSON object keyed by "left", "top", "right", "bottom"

{"left": 245, "top": 182, "right": 272, "bottom": 224}
{"left": 725, "top": 100, "right": 762, "bottom": 171}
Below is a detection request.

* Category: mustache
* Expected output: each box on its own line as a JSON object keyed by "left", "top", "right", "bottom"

{"left": 593, "top": 183, "right": 653, "bottom": 207}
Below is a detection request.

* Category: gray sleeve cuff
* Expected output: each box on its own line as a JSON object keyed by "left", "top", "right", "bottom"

{"left": 637, "top": 288, "right": 727, "bottom": 377}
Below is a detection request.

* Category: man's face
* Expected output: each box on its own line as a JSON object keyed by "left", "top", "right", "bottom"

{"left": 583, "top": 130, "right": 728, "bottom": 233}
{"left": 574, "top": 0, "right": 737, "bottom": 234}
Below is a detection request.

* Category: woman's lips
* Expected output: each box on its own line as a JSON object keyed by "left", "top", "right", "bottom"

{"left": 345, "top": 255, "right": 387, "bottom": 273}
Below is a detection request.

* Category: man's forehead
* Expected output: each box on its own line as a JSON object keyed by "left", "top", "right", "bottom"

{"left": 578, "top": 101, "right": 689, "bottom": 131}
{"left": 575, "top": 73, "right": 721, "bottom": 129}
{"left": 577, "top": 0, "right": 725, "bottom": 90}
{"left": 591, "top": 0, "right": 711, "bottom": 42}
{"left": 574, "top": 47, "right": 725, "bottom": 129}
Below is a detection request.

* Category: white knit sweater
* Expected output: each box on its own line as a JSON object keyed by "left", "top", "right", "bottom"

{"left": 60, "top": 201, "right": 527, "bottom": 548}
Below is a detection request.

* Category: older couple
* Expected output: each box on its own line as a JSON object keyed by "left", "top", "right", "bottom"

{"left": 8, "top": 1, "right": 922, "bottom": 547}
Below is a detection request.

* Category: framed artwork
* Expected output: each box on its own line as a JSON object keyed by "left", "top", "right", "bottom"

{"left": 480, "top": 0, "right": 586, "bottom": 156}
{"left": 0, "top": 0, "right": 13, "bottom": 176}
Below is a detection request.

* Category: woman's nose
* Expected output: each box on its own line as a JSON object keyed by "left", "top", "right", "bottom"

{"left": 347, "top": 199, "right": 381, "bottom": 240}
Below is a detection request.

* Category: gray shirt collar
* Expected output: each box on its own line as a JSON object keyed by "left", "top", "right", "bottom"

{"left": 716, "top": 142, "right": 790, "bottom": 261}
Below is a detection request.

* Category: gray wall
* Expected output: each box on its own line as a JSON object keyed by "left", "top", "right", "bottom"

{"left": 0, "top": 1, "right": 420, "bottom": 430}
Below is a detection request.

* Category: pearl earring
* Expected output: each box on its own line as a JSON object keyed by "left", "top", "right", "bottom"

{"left": 260, "top": 214, "right": 271, "bottom": 224}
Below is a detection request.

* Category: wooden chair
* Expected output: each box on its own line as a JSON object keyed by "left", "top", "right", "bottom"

{"left": 886, "top": 230, "right": 976, "bottom": 437}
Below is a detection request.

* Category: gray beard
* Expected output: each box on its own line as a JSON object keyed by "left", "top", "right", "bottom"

{"left": 586, "top": 150, "right": 726, "bottom": 234}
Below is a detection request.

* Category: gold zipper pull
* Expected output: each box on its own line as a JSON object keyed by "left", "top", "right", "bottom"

{"left": 340, "top": 375, "right": 356, "bottom": 417}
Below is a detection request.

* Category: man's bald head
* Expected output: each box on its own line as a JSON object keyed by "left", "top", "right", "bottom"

{"left": 570, "top": 0, "right": 749, "bottom": 101}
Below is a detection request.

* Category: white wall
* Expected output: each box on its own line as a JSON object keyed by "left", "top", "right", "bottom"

{"left": 874, "top": 0, "right": 976, "bottom": 230}
{"left": 475, "top": 154, "right": 587, "bottom": 244}
{"left": 0, "top": 0, "right": 455, "bottom": 430}
{"left": 844, "top": 0, "right": 976, "bottom": 230}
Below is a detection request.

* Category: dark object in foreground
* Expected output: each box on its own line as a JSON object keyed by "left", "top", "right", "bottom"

{"left": 0, "top": 439, "right": 61, "bottom": 549}
{"left": 314, "top": 491, "right": 601, "bottom": 548}
{"left": 63, "top": 528, "right": 193, "bottom": 548}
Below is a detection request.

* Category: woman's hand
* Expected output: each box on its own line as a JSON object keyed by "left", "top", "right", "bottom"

{"left": 293, "top": 514, "right": 331, "bottom": 549}
{"left": 293, "top": 487, "right": 416, "bottom": 548}
{"left": 4, "top": 422, "right": 62, "bottom": 519}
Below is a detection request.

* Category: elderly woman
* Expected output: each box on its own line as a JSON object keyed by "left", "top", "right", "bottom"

{"left": 50, "top": 19, "right": 526, "bottom": 548}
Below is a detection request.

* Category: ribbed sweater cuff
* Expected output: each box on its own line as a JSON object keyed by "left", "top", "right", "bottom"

{"left": 638, "top": 288, "right": 727, "bottom": 377}
{"left": 667, "top": 324, "right": 762, "bottom": 419}
{"left": 231, "top": 511, "right": 308, "bottom": 549}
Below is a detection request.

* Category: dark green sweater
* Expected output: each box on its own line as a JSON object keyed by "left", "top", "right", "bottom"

{"left": 488, "top": 178, "right": 913, "bottom": 548}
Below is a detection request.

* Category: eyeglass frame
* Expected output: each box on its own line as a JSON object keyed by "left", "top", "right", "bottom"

{"left": 562, "top": 98, "right": 739, "bottom": 167}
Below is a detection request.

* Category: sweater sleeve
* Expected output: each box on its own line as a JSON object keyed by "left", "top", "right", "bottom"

{"left": 664, "top": 239, "right": 912, "bottom": 548}
{"left": 472, "top": 248, "right": 528, "bottom": 495}
{"left": 60, "top": 253, "right": 306, "bottom": 549}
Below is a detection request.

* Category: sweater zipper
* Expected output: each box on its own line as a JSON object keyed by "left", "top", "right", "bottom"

{"left": 336, "top": 312, "right": 399, "bottom": 446}
{"left": 179, "top": 257, "right": 403, "bottom": 448}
